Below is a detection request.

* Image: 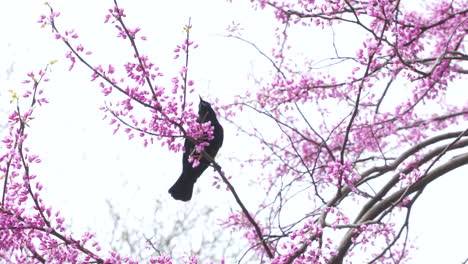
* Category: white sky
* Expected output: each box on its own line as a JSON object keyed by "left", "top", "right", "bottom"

{"left": 1, "top": 0, "right": 467, "bottom": 263}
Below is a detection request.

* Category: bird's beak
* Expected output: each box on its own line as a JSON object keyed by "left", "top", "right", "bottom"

{"left": 199, "top": 95, "right": 203, "bottom": 101}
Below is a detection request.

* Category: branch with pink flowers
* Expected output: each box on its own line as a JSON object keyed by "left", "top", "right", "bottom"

{"left": 2, "top": 0, "right": 467, "bottom": 263}
{"left": 40, "top": 0, "right": 274, "bottom": 259}
{"left": 0, "top": 66, "right": 113, "bottom": 263}
{"left": 220, "top": 1, "right": 468, "bottom": 263}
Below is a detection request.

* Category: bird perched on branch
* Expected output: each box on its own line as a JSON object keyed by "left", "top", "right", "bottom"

{"left": 169, "top": 97, "right": 224, "bottom": 201}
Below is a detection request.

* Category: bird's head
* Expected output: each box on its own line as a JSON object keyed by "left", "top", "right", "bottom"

{"left": 197, "top": 96, "right": 216, "bottom": 123}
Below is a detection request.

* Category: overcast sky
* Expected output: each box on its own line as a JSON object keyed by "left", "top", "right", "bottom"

{"left": 1, "top": 1, "right": 467, "bottom": 263}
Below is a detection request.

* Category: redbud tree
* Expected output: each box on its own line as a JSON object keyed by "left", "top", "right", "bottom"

{"left": 1, "top": 0, "right": 467, "bottom": 264}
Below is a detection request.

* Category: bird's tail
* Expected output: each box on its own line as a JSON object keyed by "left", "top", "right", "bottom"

{"left": 168, "top": 173, "right": 196, "bottom": 201}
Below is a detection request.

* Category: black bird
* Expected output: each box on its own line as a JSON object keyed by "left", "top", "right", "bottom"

{"left": 169, "top": 97, "right": 224, "bottom": 201}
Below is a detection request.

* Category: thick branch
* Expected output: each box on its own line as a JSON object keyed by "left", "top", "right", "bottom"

{"left": 328, "top": 152, "right": 468, "bottom": 264}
